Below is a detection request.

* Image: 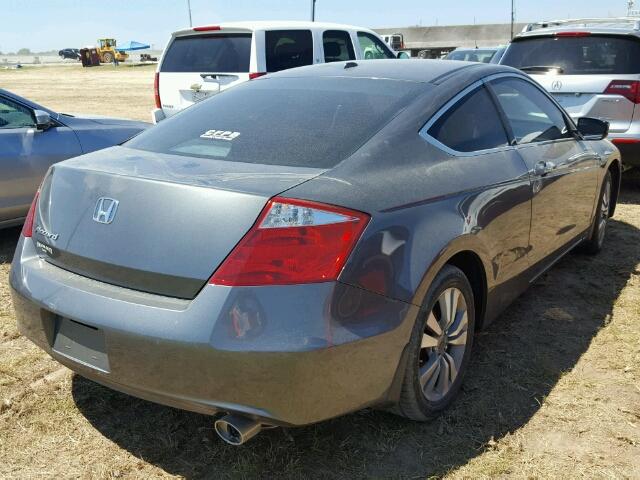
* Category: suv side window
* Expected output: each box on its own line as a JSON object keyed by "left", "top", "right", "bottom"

{"left": 428, "top": 86, "right": 509, "bottom": 152}
{"left": 0, "top": 96, "right": 35, "bottom": 129}
{"left": 489, "top": 77, "right": 573, "bottom": 144}
{"left": 323, "top": 30, "right": 355, "bottom": 62}
{"left": 357, "top": 32, "right": 395, "bottom": 59}
{"left": 265, "top": 30, "right": 313, "bottom": 73}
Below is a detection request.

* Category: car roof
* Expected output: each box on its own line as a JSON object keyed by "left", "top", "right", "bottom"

{"left": 172, "top": 20, "right": 378, "bottom": 37}
{"left": 517, "top": 17, "right": 640, "bottom": 38}
{"left": 265, "top": 59, "right": 515, "bottom": 84}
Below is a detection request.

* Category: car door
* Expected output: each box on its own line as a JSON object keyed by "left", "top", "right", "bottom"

{"left": 487, "top": 75, "right": 599, "bottom": 267}
{"left": 0, "top": 95, "right": 82, "bottom": 223}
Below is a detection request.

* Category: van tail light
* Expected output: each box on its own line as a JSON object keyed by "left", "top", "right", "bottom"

{"left": 604, "top": 80, "right": 640, "bottom": 104}
{"left": 209, "top": 198, "right": 370, "bottom": 286}
{"left": 249, "top": 72, "right": 266, "bottom": 80}
{"left": 193, "top": 25, "right": 221, "bottom": 31}
{"left": 22, "top": 191, "right": 40, "bottom": 238}
{"left": 154, "top": 72, "right": 161, "bottom": 108}
{"left": 611, "top": 138, "right": 640, "bottom": 144}
{"left": 555, "top": 31, "right": 591, "bottom": 37}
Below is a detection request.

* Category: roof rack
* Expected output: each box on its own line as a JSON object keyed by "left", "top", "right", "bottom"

{"left": 522, "top": 17, "right": 640, "bottom": 33}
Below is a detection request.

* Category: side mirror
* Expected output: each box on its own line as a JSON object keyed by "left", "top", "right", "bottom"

{"left": 33, "top": 110, "right": 52, "bottom": 131}
{"left": 577, "top": 117, "right": 609, "bottom": 141}
{"left": 397, "top": 51, "right": 410, "bottom": 59}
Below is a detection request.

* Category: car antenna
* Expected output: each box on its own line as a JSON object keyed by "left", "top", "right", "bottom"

{"left": 344, "top": 61, "right": 358, "bottom": 69}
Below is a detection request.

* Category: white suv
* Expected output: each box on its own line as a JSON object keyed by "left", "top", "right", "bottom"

{"left": 501, "top": 17, "right": 640, "bottom": 169}
{"left": 152, "top": 21, "right": 398, "bottom": 123}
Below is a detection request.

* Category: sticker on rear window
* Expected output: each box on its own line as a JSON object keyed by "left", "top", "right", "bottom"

{"left": 200, "top": 130, "right": 240, "bottom": 141}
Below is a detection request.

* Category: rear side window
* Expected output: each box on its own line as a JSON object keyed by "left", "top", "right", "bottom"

{"left": 266, "top": 30, "right": 313, "bottom": 72}
{"left": 489, "top": 77, "right": 572, "bottom": 144}
{"left": 323, "top": 30, "right": 355, "bottom": 62}
{"left": 428, "top": 87, "right": 508, "bottom": 152}
{"left": 501, "top": 35, "right": 640, "bottom": 75}
{"left": 357, "top": 32, "right": 395, "bottom": 59}
{"left": 126, "top": 77, "right": 423, "bottom": 168}
{"left": 161, "top": 34, "right": 252, "bottom": 72}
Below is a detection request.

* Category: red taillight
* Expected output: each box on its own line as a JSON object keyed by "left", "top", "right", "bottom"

{"left": 604, "top": 80, "right": 640, "bottom": 104}
{"left": 611, "top": 138, "right": 640, "bottom": 144}
{"left": 193, "top": 25, "right": 221, "bottom": 31}
{"left": 209, "top": 198, "right": 370, "bottom": 286}
{"left": 154, "top": 72, "right": 161, "bottom": 108}
{"left": 249, "top": 72, "right": 266, "bottom": 80}
{"left": 22, "top": 191, "right": 40, "bottom": 238}
{"left": 555, "top": 31, "right": 591, "bottom": 37}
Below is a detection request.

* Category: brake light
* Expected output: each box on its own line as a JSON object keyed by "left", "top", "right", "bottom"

{"left": 154, "top": 72, "right": 161, "bottom": 108}
{"left": 209, "top": 198, "right": 370, "bottom": 286}
{"left": 22, "top": 191, "right": 40, "bottom": 238}
{"left": 193, "top": 25, "right": 221, "bottom": 31}
{"left": 611, "top": 138, "right": 640, "bottom": 144}
{"left": 604, "top": 80, "right": 640, "bottom": 104}
{"left": 249, "top": 72, "right": 266, "bottom": 80}
{"left": 555, "top": 31, "right": 591, "bottom": 37}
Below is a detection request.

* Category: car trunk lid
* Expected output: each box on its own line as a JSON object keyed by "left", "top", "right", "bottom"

{"left": 34, "top": 146, "right": 323, "bottom": 299}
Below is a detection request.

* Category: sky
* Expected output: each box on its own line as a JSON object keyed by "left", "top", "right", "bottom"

{"left": 0, "top": 0, "right": 630, "bottom": 53}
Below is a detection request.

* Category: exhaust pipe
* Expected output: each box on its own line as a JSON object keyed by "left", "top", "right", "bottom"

{"left": 214, "top": 414, "right": 262, "bottom": 445}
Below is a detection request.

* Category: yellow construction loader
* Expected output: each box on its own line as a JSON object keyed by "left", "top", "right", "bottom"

{"left": 96, "top": 39, "right": 128, "bottom": 63}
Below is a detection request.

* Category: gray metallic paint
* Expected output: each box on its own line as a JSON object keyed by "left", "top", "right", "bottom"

{"left": 0, "top": 89, "right": 149, "bottom": 227}
{"left": 10, "top": 60, "right": 622, "bottom": 426}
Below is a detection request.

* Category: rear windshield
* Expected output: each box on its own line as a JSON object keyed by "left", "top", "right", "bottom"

{"left": 502, "top": 35, "right": 640, "bottom": 75}
{"left": 161, "top": 34, "right": 252, "bottom": 72}
{"left": 127, "top": 77, "right": 423, "bottom": 168}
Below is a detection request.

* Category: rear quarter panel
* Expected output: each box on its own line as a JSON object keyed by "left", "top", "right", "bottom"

{"left": 285, "top": 95, "right": 533, "bottom": 326}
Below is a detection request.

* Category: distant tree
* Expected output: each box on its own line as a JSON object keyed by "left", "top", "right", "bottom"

{"left": 17, "top": 48, "right": 31, "bottom": 55}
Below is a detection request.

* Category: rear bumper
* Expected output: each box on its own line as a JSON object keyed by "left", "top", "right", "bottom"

{"left": 10, "top": 237, "right": 417, "bottom": 426}
{"left": 609, "top": 138, "right": 640, "bottom": 167}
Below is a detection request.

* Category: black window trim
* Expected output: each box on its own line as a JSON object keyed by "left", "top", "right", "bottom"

{"left": 419, "top": 80, "right": 512, "bottom": 156}
{"left": 420, "top": 72, "right": 581, "bottom": 156}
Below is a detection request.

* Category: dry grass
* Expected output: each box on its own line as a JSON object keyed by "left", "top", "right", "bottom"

{"left": 1, "top": 65, "right": 639, "bottom": 479}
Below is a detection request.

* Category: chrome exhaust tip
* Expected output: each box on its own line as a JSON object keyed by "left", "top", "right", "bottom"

{"left": 214, "top": 414, "right": 262, "bottom": 445}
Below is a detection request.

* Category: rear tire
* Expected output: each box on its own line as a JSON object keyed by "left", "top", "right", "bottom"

{"left": 396, "top": 265, "right": 475, "bottom": 421}
{"left": 581, "top": 171, "right": 612, "bottom": 255}
{"left": 102, "top": 52, "right": 113, "bottom": 63}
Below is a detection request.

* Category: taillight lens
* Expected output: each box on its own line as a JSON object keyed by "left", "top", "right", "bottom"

{"left": 22, "top": 191, "right": 40, "bottom": 238}
{"left": 555, "top": 31, "right": 591, "bottom": 37}
{"left": 193, "top": 25, "right": 221, "bottom": 31}
{"left": 210, "top": 198, "right": 370, "bottom": 286}
{"left": 604, "top": 80, "right": 640, "bottom": 104}
{"left": 154, "top": 72, "right": 161, "bottom": 108}
{"left": 249, "top": 72, "right": 266, "bottom": 80}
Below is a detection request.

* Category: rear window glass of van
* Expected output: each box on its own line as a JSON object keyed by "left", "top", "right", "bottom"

{"left": 501, "top": 35, "right": 640, "bottom": 75}
{"left": 126, "top": 77, "right": 424, "bottom": 168}
{"left": 161, "top": 34, "right": 252, "bottom": 72}
{"left": 265, "top": 30, "right": 313, "bottom": 72}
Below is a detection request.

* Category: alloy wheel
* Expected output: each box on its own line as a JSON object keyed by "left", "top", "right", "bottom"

{"left": 597, "top": 178, "right": 611, "bottom": 247}
{"left": 418, "top": 287, "right": 469, "bottom": 402}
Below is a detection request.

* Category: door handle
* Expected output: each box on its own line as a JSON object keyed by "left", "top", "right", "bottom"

{"left": 533, "top": 161, "right": 557, "bottom": 176}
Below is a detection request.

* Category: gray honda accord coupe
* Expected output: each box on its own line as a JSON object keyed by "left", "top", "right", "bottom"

{"left": 10, "top": 60, "right": 620, "bottom": 445}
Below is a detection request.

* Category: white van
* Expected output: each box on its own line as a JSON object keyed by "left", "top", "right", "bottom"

{"left": 152, "top": 21, "right": 399, "bottom": 123}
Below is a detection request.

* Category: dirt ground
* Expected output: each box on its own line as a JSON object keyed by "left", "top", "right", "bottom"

{"left": 0, "top": 64, "right": 155, "bottom": 121}
{"left": 1, "top": 66, "right": 639, "bottom": 479}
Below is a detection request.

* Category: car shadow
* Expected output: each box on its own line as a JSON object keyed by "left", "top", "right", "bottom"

{"left": 70, "top": 185, "right": 640, "bottom": 479}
